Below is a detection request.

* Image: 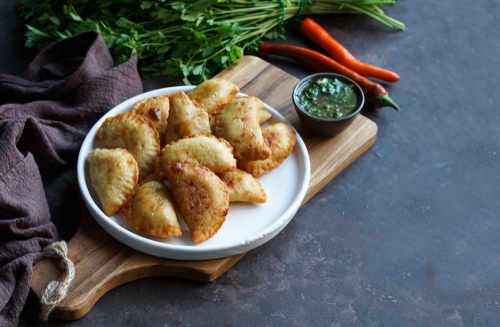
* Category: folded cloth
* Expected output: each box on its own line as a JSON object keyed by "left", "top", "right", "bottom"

{"left": 0, "top": 30, "right": 142, "bottom": 326}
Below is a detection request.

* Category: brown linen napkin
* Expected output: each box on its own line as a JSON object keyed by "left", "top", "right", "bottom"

{"left": 0, "top": 30, "right": 142, "bottom": 326}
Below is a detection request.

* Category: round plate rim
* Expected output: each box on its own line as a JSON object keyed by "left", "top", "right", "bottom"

{"left": 77, "top": 85, "right": 310, "bottom": 259}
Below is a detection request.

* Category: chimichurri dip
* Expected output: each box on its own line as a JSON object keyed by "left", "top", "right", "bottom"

{"left": 298, "top": 77, "right": 358, "bottom": 119}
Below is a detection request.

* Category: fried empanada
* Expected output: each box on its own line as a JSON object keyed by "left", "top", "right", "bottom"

{"left": 155, "top": 135, "right": 236, "bottom": 180}
{"left": 237, "top": 122, "right": 296, "bottom": 177}
{"left": 214, "top": 96, "right": 271, "bottom": 162}
{"left": 87, "top": 148, "right": 138, "bottom": 216}
{"left": 210, "top": 109, "right": 271, "bottom": 131}
{"left": 217, "top": 169, "right": 266, "bottom": 203}
{"left": 165, "top": 92, "right": 211, "bottom": 144}
{"left": 130, "top": 96, "right": 169, "bottom": 148}
{"left": 122, "top": 174, "right": 182, "bottom": 237}
{"left": 187, "top": 78, "right": 239, "bottom": 114}
{"left": 258, "top": 110, "right": 272, "bottom": 125}
{"left": 165, "top": 163, "right": 229, "bottom": 244}
{"left": 95, "top": 113, "right": 160, "bottom": 182}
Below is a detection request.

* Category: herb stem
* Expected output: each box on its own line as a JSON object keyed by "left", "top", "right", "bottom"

{"left": 18, "top": 0, "right": 405, "bottom": 81}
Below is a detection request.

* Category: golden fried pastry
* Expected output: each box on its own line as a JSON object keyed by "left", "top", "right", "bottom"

{"left": 87, "top": 148, "right": 138, "bottom": 216}
{"left": 237, "top": 122, "right": 296, "bottom": 177}
{"left": 258, "top": 110, "right": 272, "bottom": 125}
{"left": 218, "top": 169, "right": 266, "bottom": 203}
{"left": 122, "top": 175, "right": 182, "bottom": 237}
{"left": 130, "top": 96, "right": 169, "bottom": 148}
{"left": 214, "top": 96, "right": 271, "bottom": 162}
{"left": 165, "top": 92, "right": 211, "bottom": 144}
{"left": 210, "top": 109, "right": 271, "bottom": 131}
{"left": 208, "top": 111, "right": 218, "bottom": 132}
{"left": 95, "top": 113, "right": 160, "bottom": 182}
{"left": 165, "top": 163, "right": 229, "bottom": 244}
{"left": 155, "top": 135, "right": 236, "bottom": 180}
{"left": 139, "top": 173, "right": 159, "bottom": 185}
{"left": 187, "top": 78, "right": 239, "bottom": 114}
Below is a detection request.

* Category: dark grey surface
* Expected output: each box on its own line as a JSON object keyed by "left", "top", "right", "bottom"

{"left": 4, "top": 0, "right": 499, "bottom": 325}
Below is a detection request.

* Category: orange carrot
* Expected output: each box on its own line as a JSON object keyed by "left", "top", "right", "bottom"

{"left": 300, "top": 18, "right": 400, "bottom": 83}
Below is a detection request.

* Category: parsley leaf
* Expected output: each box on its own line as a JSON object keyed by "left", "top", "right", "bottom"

{"left": 17, "top": 0, "right": 405, "bottom": 83}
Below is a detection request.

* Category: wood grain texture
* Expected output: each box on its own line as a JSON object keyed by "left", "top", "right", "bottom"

{"left": 30, "top": 55, "right": 376, "bottom": 320}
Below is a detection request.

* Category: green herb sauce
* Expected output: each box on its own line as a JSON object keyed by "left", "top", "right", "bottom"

{"left": 298, "top": 77, "right": 358, "bottom": 119}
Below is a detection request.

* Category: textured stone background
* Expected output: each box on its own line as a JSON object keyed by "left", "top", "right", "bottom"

{"left": 2, "top": 0, "right": 499, "bottom": 325}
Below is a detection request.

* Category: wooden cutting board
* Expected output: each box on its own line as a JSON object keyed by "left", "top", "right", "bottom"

{"left": 30, "top": 55, "right": 377, "bottom": 320}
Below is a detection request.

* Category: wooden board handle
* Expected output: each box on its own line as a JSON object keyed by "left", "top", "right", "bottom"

{"left": 31, "top": 200, "right": 247, "bottom": 320}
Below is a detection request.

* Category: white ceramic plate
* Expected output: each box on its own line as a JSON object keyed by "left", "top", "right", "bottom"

{"left": 77, "top": 86, "right": 310, "bottom": 260}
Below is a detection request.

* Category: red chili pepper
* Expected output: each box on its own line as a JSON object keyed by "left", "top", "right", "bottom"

{"left": 300, "top": 18, "right": 400, "bottom": 83}
{"left": 259, "top": 44, "right": 400, "bottom": 111}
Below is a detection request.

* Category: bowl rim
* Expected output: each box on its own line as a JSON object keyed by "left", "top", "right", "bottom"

{"left": 292, "top": 72, "right": 365, "bottom": 122}
{"left": 77, "top": 85, "right": 311, "bottom": 260}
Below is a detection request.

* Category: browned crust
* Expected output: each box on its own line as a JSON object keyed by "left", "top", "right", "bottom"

{"left": 122, "top": 180, "right": 182, "bottom": 237}
{"left": 131, "top": 95, "right": 169, "bottom": 110}
{"left": 209, "top": 110, "right": 220, "bottom": 132}
{"left": 187, "top": 78, "right": 240, "bottom": 114}
{"left": 130, "top": 96, "right": 169, "bottom": 148}
{"left": 95, "top": 113, "right": 160, "bottom": 182}
{"left": 96, "top": 112, "right": 160, "bottom": 145}
{"left": 258, "top": 110, "right": 272, "bottom": 125}
{"left": 87, "top": 148, "right": 139, "bottom": 216}
{"left": 237, "top": 122, "right": 296, "bottom": 177}
{"left": 213, "top": 96, "right": 271, "bottom": 162}
{"left": 165, "top": 163, "right": 229, "bottom": 244}
{"left": 154, "top": 134, "right": 235, "bottom": 181}
{"left": 217, "top": 169, "right": 267, "bottom": 203}
{"left": 164, "top": 91, "right": 211, "bottom": 144}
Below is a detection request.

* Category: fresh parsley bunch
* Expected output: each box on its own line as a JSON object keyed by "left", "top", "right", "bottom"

{"left": 18, "top": 0, "right": 404, "bottom": 83}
